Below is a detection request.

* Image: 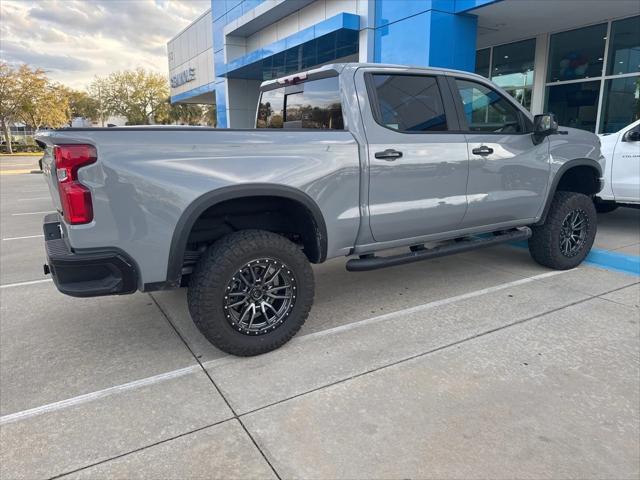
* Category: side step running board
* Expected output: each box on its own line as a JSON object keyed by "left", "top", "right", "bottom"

{"left": 346, "top": 227, "right": 532, "bottom": 272}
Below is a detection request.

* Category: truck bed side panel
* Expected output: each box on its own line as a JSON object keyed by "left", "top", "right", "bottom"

{"left": 37, "top": 129, "right": 360, "bottom": 286}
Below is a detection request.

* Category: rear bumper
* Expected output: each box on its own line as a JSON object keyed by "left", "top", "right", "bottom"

{"left": 43, "top": 213, "right": 138, "bottom": 297}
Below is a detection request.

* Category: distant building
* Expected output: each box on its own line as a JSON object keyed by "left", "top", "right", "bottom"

{"left": 168, "top": 0, "right": 640, "bottom": 132}
{"left": 71, "top": 116, "right": 127, "bottom": 128}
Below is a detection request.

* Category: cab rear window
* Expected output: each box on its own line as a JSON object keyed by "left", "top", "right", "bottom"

{"left": 257, "top": 76, "right": 344, "bottom": 130}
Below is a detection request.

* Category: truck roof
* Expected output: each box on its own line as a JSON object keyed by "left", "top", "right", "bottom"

{"left": 260, "top": 62, "right": 484, "bottom": 89}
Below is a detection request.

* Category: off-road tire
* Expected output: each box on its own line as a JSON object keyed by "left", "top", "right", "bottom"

{"left": 188, "top": 230, "right": 314, "bottom": 356}
{"left": 528, "top": 191, "right": 597, "bottom": 270}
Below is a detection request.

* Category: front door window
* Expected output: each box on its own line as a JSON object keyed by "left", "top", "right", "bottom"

{"left": 454, "top": 79, "right": 524, "bottom": 133}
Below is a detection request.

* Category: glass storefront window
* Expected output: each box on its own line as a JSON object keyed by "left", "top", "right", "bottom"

{"left": 477, "top": 16, "right": 638, "bottom": 133}
{"left": 491, "top": 38, "right": 535, "bottom": 110}
{"left": 492, "top": 39, "right": 535, "bottom": 87}
{"left": 473, "top": 39, "right": 535, "bottom": 109}
{"left": 600, "top": 76, "right": 640, "bottom": 133}
{"left": 546, "top": 81, "right": 600, "bottom": 132}
{"left": 607, "top": 15, "right": 640, "bottom": 76}
{"left": 475, "top": 48, "right": 490, "bottom": 78}
{"left": 259, "top": 30, "right": 358, "bottom": 81}
{"left": 547, "top": 23, "right": 607, "bottom": 82}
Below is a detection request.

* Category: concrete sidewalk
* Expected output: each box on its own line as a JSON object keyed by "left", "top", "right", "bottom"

{"left": 1, "top": 266, "right": 637, "bottom": 479}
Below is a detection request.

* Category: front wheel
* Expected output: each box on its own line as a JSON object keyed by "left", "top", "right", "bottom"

{"left": 188, "top": 230, "right": 314, "bottom": 356}
{"left": 528, "top": 191, "right": 597, "bottom": 270}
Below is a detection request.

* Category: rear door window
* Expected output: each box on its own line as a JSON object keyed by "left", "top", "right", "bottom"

{"left": 370, "top": 74, "right": 448, "bottom": 132}
{"left": 257, "top": 76, "right": 344, "bottom": 130}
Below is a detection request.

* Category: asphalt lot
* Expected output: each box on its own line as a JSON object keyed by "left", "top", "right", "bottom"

{"left": 1, "top": 155, "right": 639, "bottom": 479}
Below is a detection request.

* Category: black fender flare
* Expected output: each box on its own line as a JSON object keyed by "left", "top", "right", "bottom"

{"left": 535, "top": 158, "right": 603, "bottom": 226}
{"left": 165, "top": 184, "right": 328, "bottom": 285}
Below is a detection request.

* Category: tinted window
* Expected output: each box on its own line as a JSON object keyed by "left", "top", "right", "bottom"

{"left": 607, "top": 15, "right": 640, "bottom": 76}
{"left": 600, "top": 76, "right": 639, "bottom": 133}
{"left": 455, "top": 79, "right": 523, "bottom": 133}
{"left": 257, "top": 76, "right": 343, "bottom": 129}
{"left": 371, "top": 74, "right": 448, "bottom": 132}
{"left": 475, "top": 49, "right": 490, "bottom": 78}
{"left": 284, "top": 77, "right": 344, "bottom": 129}
{"left": 257, "top": 89, "right": 284, "bottom": 128}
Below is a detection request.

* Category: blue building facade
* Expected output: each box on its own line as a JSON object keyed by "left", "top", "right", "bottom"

{"left": 208, "top": 0, "right": 495, "bottom": 127}
{"left": 168, "top": 0, "right": 640, "bottom": 132}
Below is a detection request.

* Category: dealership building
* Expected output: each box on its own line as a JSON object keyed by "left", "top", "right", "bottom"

{"left": 167, "top": 0, "right": 639, "bottom": 131}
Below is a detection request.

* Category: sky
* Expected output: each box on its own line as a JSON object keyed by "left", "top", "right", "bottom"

{"left": 0, "top": 0, "right": 211, "bottom": 89}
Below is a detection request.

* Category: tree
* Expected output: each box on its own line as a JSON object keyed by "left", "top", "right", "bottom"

{"left": 90, "top": 68, "right": 169, "bottom": 125}
{"left": 204, "top": 104, "right": 217, "bottom": 127}
{"left": 0, "top": 63, "right": 72, "bottom": 152}
{"left": 163, "top": 101, "right": 204, "bottom": 125}
{"left": 20, "top": 82, "right": 70, "bottom": 131}
{"left": 0, "top": 63, "right": 45, "bottom": 153}
{"left": 154, "top": 99, "right": 216, "bottom": 126}
{"left": 67, "top": 89, "right": 100, "bottom": 124}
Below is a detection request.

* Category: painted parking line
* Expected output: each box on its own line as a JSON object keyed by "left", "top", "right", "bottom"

{"left": 2, "top": 234, "right": 45, "bottom": 241}
{"left": 0, "top": 278, "right": 52, "bottom": 289}
{"left": 0, "top": 270, "right": 570, "bottom": 425}
{"left": 11, "top": 211, "right": 55, "bottom": 216}
{"left": 299, "top": 270, "right": 568, "bottom": 341}
{"left": 0, "top": 169, "right": 33, "bottom": 175}
{"left": 0, "top": 365, "right": 203, "bottom": 425}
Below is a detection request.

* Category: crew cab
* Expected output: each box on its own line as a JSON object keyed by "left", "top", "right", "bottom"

{"left": 36, "top": 63, "right": 605, "bottom": 356}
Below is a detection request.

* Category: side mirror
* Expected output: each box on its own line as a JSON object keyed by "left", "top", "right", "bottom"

{"left": 532, "top": 113, "right": 559, "bottom": 145}
{"left": 623, "top": 129, "right": 640, "bottom": 142}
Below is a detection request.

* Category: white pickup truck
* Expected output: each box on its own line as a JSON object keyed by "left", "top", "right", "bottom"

{"left": 596, "top": 120, "right": 640, "bottom": 212}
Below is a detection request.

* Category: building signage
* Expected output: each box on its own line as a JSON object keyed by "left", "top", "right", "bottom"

{"left": 171, "top": 67, "right": 196, "bottom": 88}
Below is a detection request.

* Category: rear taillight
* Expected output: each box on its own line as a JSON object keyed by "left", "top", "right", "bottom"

{"left": 54, "top": 144, "right": 97, "bottom": 224}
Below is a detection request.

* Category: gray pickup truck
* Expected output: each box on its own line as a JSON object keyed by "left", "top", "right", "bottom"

{"left": 37, "top": 63, "right": 604, "bottom": 356}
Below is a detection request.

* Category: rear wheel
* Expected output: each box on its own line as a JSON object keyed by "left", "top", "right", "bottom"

{"left": 528, "top": 191, "right": 596, "bottom": 270}
{"left": 188, "top": 230, "right": 314, "bottom": 356}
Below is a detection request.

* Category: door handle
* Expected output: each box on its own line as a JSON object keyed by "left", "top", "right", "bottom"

{"left": 375, "top": 149, "right": 403, "bottom": 161}
{"left": 472, "top": 146, "right": 493, "bottom": 156}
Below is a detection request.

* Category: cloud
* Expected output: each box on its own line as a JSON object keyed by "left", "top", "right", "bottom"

{"left": 0, "top": 0, "right": 210, "bottom": 89}
{"left": 1, "top": 40, "right": 92, "bottom": 71}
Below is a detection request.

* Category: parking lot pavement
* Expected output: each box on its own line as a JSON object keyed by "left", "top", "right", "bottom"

{"left": 1, "top": 164, "right": 52, "bottom": 284}
{"left": 595, "top": 207, "right": 640, "bottom": 255}
{"left": 0, "top": 154, "right": 40, "bottom": 176}
{"left": 1, "top": 166, "right": 639, "bottom": 479}
{"left": 242, "top": 296, "right": 638, "bottom": 480}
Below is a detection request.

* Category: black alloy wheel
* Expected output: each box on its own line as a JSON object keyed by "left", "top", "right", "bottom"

{"left": 559, "top": 209, "right": 589, "bottom": 257}
{"left": 224, "top": 258, "right": 296, "bottom": 335}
